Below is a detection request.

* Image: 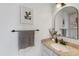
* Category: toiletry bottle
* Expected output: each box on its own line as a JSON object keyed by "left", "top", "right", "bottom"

{"left": 55, "top": 37, "right": 58, "bottom": 43}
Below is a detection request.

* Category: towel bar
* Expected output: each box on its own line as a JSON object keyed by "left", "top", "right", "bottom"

{"left": 11, "top": 29, "right": 39, "bottom": 32}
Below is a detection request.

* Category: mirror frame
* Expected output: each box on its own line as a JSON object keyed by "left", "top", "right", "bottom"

{"left": 53, "top": 5, "right": 79, "bottom": 39}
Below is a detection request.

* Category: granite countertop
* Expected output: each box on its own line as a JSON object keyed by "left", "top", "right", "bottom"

{"left": 41, "top": 38, "right": 79, "bottom": 56}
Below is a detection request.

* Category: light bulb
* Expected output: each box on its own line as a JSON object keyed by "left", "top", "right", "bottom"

{"left": 56, "top": 3, "right": 61, "bottom": 8}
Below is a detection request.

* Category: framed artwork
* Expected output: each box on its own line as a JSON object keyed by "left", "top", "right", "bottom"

{"left": 20, "top": 6, "right": 33, "bottom": 24}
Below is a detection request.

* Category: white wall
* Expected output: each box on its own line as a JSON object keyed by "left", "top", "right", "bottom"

{"left": 0, "top": 3, "right": 55, "bottom": 56}
{"left": 0, "top": 4, "right": 19, "bottom": 56}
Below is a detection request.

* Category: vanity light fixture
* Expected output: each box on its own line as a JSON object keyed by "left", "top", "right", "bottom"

{"left": 56, "top": 3, "right": 66, "bottom": 8}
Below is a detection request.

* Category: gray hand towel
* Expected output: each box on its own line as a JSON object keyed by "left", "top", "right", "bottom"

{"left": 18, "top": 31, "right": 34, "bottom": 49}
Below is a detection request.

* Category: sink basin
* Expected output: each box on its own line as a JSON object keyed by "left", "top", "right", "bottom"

{"left": 51, "top": 43, "right": 69, "bottom": 52}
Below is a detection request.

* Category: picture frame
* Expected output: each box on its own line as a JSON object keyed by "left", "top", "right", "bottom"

{"left": 20, "top": 6, "right": 33, "bottom": 24}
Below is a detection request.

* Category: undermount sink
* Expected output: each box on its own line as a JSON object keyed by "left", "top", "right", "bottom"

{"left": 51, "top": 43, "right": 69, "bottom": 52}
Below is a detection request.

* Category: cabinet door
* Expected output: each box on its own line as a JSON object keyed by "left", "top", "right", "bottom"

{"left": 42, "top": 44, "right": 57, "bottom": 56}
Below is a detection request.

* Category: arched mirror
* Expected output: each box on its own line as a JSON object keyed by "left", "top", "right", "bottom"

{"left": 54, "top": 6, "right": 79, "bottom": 39}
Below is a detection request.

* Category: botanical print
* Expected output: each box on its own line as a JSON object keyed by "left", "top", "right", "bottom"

{"left": 20, "top": 6, "right": 33, "bottom": 24}
{"left": 24, "top": 11, "right": 31, "bottom": 20}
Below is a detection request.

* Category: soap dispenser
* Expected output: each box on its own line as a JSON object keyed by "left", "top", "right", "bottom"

{"left": 55, "top": 37, "right": 58, "bottom": 43}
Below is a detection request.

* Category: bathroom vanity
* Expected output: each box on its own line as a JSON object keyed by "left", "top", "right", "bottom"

{"left": 41, "top": 38, "right": 79, "bottom": 56}
{"left": 41, "top": 4, "right": 79, "bottom": 56}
